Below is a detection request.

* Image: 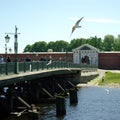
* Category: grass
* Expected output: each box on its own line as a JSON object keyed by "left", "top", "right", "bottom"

{"left": 99, "top": 71, "right": 120, "bottom": 86}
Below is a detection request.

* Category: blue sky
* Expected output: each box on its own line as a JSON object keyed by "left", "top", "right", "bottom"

{"left": 0, "top": 0, "right": 120, "bottom": 53}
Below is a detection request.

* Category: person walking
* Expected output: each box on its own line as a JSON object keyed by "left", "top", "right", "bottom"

{"left": 0, "top": 55, "right": 4, "bottom": 63}
{"left": 7, "top": 56, "right": 11, "bottom": 62}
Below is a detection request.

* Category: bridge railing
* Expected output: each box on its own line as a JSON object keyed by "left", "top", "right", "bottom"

{"left": 0, "top": 61, "right": 81, "bottom": 76}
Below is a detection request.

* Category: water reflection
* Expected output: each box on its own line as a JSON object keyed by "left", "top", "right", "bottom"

{"left": 3, "top": 86, "right": 120, "bottom": 120}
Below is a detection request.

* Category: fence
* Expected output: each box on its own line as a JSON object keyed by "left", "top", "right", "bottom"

{"left": 0, "top": 61, "right": 81, "bottom": 76}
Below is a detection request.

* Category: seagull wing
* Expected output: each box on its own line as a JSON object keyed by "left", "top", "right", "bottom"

{"left": 71, "top": 16, "right": 84, "bottom": 36}
{"left": 75, "top": 17, "right": 84, "bottom": 26}
{"left": 71, "top": 26, "right": 76, "bottom": 36}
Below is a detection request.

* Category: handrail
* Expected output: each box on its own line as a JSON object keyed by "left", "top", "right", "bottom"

{"left": 0, "top": 61, "right": 81, "bottom": 76}
{"left": 0, "top": 61, "right": 98, "bottom": 76}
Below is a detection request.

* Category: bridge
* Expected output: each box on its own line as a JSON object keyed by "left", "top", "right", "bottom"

{"left": 0, "top": 61, "right": 80, "bottom": 84}
{"left": 0, "top": 61, "right": 98, "bottom": 118}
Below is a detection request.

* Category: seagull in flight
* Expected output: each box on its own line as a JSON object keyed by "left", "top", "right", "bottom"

{"left": 71, "top": 16, "right": 84, "bottom": 36}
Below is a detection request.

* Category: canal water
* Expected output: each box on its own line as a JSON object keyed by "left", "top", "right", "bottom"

{"left": 3, "top": 86, "right": 120, "bottom": 120}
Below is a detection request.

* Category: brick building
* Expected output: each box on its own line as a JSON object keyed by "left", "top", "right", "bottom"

{"left": 0, "top": 52, "right": 73, "bottom": 62}
{"left": 98, "top": 52, "right": 120, "bottom": 69}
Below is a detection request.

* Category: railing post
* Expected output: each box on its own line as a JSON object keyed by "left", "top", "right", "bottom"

{"left": 36, "top": 61, "right": 39, "bottom": 71}
{"left": 54, "top": 61, "right": 56, "bottom": 68}
{"left": 50, "top": 61, "right": 53, "bottom": 69}
{"left": 31, "top": 62, "right": 33, "bottom": 71}
{"left": 5, "top": 62, "right": 8, "bottom": 75}
{"left": 41, "top": 61, "right": 44, "bottom": 70}
{"left": 14, "top": 61, "right": 19, "bottom": 74}
{"left": 24, "top": 62, "right": 26, "bottom": 72}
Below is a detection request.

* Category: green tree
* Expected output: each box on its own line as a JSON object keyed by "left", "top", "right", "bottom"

{"left": 70, "top": 38, "right": 86, "bottom": 50}
{"left": 23, "top": 34, "right": 120, "bottom": 52}
{"left": 103, "top": 35, "right": 114, "bottom": 51}
{"left": 87, "top": 36, "right": 102, "bottom": 50}
{"left": 53, "top": 40, "right": 69, "bottom": 52}
{"left": 47, "top": 41, "right": 55, "bottom": 52}
{"left": 25, "top": 41, "right": 47, "bottom": 52}
{"left": 24, "top": 45, "right": 32, "bottom": 52}
{"left": 113, "top": 34, "right": 120, "bottom": 51}
{"left": 36, "top": 41, "right": 47, "bottom": 52}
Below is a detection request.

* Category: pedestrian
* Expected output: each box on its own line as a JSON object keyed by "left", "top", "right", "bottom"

{"left": 7, "top": 56, "right": 11, "bottom": 62}
{"left": 0, "top": 55, "right": 4, "bottom": 63}
{"left": 25, "top": 56, "right": 31, "bottom": 62}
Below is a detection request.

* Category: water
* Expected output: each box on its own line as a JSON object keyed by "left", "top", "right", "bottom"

{"left": 3, "top": 86, "right": 120, "bottom": 120}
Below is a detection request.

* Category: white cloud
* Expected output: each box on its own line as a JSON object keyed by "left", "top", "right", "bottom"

{"left": 69, "top": 17, "right": 120, "bottom": 24}
{"left": 85, "top": 18, "right": 120, "bottom": 24}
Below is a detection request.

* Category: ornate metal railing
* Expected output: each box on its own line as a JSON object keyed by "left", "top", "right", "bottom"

{"left": 0, "top": 61, "right": 81, "bottom": 76}
{"left": 0, "top": 60, "right": 98, "bottom": 76}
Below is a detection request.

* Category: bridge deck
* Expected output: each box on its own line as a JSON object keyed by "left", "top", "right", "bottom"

{"left": 0, "top": 68, "right": 81, "bottom": 86}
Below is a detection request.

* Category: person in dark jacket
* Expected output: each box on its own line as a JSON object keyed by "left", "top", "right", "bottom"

{"left": 7, "top": 56, "right": 11, "bottom": 62}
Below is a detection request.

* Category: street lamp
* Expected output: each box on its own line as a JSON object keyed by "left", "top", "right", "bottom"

{"left": 5, "top": 34, "right": 10, "bottom": 75}
{"left": 5, "top": 26, "right": 19, "bottom": 74}
{"left": 5, "top": 34, "right": 10, "bottom": 60}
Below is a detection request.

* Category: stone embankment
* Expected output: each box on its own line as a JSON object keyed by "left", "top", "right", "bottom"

{"left": 78, "top": 69, "right": 120, "bottom": 88}
{"left": 79, "top": 69, "right": 99, "bottom": 84}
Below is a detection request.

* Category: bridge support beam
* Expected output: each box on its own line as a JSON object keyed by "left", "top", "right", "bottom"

{"left": 56, "top": 82, "right": 67, "bottom": 96}
{"left": 42, "top": 88, "right": 54, "bottom": 98}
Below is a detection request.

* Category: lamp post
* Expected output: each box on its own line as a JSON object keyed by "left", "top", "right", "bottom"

{"left": 14, "top": 26, "right": 19, "bottom": 74}
{"left": 5, "top": 34, "right": 10, "bottom": 60}
{"left": 5, "top": 26, "right": 20, "bottom": 74}
{"left": 5, "top": 34, "right": 10, "bottom": 75}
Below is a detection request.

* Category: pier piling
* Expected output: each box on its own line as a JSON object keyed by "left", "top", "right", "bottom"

{"left": 69, "top": 89, "right": 78, "bottom": 104}
{"left": 56, "top": 96, "right": 66, "bottom": 116}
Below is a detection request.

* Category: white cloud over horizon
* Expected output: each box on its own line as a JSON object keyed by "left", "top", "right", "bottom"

{"left": 69, "top": 17, "right": 120, "bottom": 24}
{"left": 85, "top": 18, "right": 120, "bottom": 24}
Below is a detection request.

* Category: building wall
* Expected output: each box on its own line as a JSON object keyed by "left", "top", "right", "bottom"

{"left": 0, "top": 52, "right": 73, "bottom": 62}
{"left": 98, "top": 52, "right": 120, "bottom": 70}
{"left": 1, "top": 51, "right": 120, "bottom": 70}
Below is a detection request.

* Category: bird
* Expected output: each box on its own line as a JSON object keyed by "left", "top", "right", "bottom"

{"left": 71, "top": 16, "right": 84, "bottom": 36}
{"left": 46, "top": 60, "right": 52, "bottom": 65}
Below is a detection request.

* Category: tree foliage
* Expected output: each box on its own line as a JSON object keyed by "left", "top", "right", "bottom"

{"left": 23, "top": 34, "right": 120, "bottom": 52}
{"left": 103, "top": 35, "right": 114, "bottom": 51}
